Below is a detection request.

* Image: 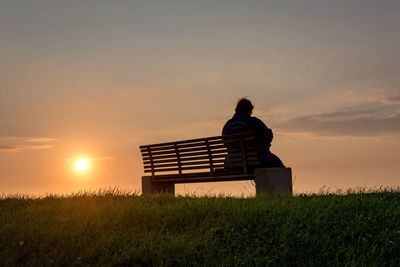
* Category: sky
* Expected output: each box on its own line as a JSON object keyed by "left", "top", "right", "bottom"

{"left": 0, "top": 0, "right": 399, "bottom": 196}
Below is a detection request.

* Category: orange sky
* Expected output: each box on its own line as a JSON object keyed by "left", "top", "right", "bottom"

{"left": 0, "top": 1, "right": 399, "bottom": 195}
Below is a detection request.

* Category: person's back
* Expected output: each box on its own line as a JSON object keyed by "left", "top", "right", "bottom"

{"left": 222, "top": 98, "right": 284, "bottom": 168}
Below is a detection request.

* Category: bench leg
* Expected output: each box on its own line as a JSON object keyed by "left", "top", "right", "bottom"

{"left": 142, "top": 176, "right": 175, "bottom": 195}
{"left": 255, "top": 168, "right": 292, "bottom": 195}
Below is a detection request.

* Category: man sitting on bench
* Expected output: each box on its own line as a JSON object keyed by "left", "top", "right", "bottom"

{"left": 222, "top": 98, "right": 285, "bottom": 168}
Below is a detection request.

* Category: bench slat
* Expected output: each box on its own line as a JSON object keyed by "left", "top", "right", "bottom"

{"left": 178, "top": 145, "right": 224, "bottom": 154}
{"left": 141, "top": 150, "right": 256, "bottom": 162}
{"left": 146, "top": 160, "right": 211, "bottom": 168}
{"left": 143, "top": 154, "right": 232, "bottom": 165}
{"left": 145, "top": 160, "right": 211, "bottom": 169}
{"left": 144, "top": 161, "right": 252, "bottom": 173}
{"left": 144, "top": 158, "right": 243, "bottom": 170}
{"left": 140, "top": 141, "right": 225, "bottom": 153}
{"left": 144, "top": 165, "right": 226, "bottom": 173}
{"left": 143, "top": 170, "right": 251, "bottom": 177}
{"left": 141, "top": 145, "right": 229, "bottom": 158}
{"left": 140, "top": 136, "right": 223, "bottom": 149}
{"left": 141, "top": 146, "right": 213, "bottom": 157}
{"left": 142, "top": 150, "right": 227, "bottom": 161}
{"left": 143, "top": 157, "right": 244, "bottom": 167}
{"left": 144, "top": 174, "right": 255, "bottom": 184}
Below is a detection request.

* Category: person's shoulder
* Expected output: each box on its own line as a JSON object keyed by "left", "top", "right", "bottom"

{"left": 250, "top": 116, "right": 270, "bottom": 128}
{"left": 249, "top": 116, "right": 264, "bottom": 124}
{"left": 222, "top": 118, "right": 234, "bottom": 133}
{"left": 223, "top": 118, "right": 234, "bottom": 126}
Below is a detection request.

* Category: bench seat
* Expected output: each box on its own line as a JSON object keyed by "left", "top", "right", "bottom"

{"left": 142, "top": 172, "right": 255, "bottom": 184}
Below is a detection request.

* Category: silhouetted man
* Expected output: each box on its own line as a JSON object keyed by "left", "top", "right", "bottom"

{"left": 222, "top": 98, "right": 285, "bottom": 168}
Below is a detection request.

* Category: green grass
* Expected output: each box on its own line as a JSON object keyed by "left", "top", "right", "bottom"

{"left": 1, "top": 190, "right": 399, "bottom": 266}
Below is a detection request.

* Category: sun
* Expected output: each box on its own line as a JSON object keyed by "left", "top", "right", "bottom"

{"left": 74, "top": 158, "right": 90, "bottom": 173}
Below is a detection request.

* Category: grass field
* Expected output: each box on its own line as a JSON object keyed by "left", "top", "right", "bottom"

{"left": 0, "top": 189, "right": 399, "bottom": 266}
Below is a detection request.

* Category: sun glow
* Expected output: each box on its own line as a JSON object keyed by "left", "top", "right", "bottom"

{"left": 74, "top": 158, "right": 90, "bottom": 173}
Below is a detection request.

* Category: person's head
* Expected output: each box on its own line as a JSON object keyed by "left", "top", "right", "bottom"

{"left": 235, "top": 98, "right": 254, "bottom": 116}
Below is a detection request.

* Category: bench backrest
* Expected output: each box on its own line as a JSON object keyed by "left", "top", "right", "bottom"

{"left": 140, "top": 132, "right": 261, "bottom": 177}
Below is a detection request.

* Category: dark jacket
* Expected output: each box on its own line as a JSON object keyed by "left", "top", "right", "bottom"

{"left": 222, "top": 113, "right": 273, "bottom": 162}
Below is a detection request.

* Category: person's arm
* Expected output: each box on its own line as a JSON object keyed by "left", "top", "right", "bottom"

{"left": 252, "top": 117, "right": 273, "bottom": 144}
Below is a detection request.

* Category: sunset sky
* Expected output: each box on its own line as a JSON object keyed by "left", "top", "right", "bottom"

{"left": 1, "top": 1, "right": 399, "bottom": 196}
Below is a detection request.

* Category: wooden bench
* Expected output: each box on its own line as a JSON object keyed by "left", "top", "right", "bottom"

{"left": 140, "top": 132, "right": 292, "bottom": 195}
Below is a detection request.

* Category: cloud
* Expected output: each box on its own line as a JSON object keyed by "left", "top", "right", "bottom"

{"left": 0, "top": 137, "right": 57, "bottom": 153}
{"left": 0, "top": 145, "right": 20, "bottom": 152}
{"left": 384, "top": 95, "right": 400, "bottom": 104}
{"left": 276, "top": 95, "right": 400, "bottom": 137}
{"left": 26, "top": 138, "right": 58, "bottom": 143}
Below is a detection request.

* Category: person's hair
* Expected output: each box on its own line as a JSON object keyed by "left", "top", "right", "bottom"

{"left": 235, "top": 98, "right": 254, "bottom": 114}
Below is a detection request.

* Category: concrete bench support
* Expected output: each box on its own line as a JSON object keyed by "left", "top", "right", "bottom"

{"left": 255, "top": 168, "right": 292, "bottom": 194}
{"left": 142, "top": 176, "right": 175, "bottom": 195}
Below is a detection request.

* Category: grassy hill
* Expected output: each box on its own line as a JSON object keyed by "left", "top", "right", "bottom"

{"left": 0, "top": 190, "right": 399, "bottom": 266}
